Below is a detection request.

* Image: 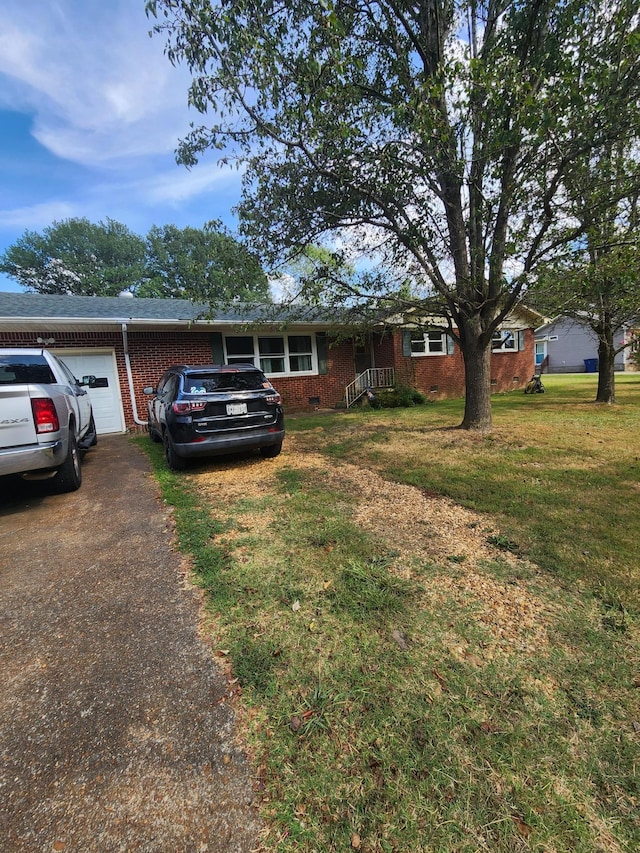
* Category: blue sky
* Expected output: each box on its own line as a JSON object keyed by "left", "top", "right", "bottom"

{"left": 0, "top": 0, "right": 245, "bottom": 293}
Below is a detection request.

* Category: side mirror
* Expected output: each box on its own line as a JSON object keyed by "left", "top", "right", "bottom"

{"left": 143, "top": 386, "right": 156, "bottom": 395}
{"left": 80, "top": 375, "right": 96, "bottom": 387}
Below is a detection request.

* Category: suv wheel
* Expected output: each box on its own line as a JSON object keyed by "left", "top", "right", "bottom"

{"left": 164, "top": 431, "right": 188, "bottom": 471}
{"left": 260, "top": 443, "right": 282, "bottom": 459}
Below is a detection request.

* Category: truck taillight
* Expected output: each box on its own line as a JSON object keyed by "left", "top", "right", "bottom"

{"left": 31, "top": 398, "right": 60, "bottom": 433}
{"left": 172, "top": 401, "right": 207, "bottom": 415}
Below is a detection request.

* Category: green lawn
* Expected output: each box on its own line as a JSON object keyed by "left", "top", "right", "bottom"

{"left": 137, "top": 373, "right": 640, "bottom": 852}
{"left": 288, "top": 372, "right": 640, "bottom": 610}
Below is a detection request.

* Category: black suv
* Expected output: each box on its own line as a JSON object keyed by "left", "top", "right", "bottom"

{"left": 144, "top": 363, "right": 285, "bottom": 470}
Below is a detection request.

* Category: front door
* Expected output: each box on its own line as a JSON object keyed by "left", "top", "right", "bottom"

{"left": 354, "top": 339, "right": 372, "bottom": 375}
{"left": 535, "top": 340, "right": 547, "bottom": 370}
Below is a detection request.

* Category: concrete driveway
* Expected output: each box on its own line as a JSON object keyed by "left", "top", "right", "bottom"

{"left": 0, "top": 435, "right": 261, "bottom": 852}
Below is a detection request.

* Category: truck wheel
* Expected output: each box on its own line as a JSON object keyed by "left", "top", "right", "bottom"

{"left": 148, "top": 423, "right": 162, "bottom": 443}
{"left": 88, "top": 414, "right": 98, "bottom": 446}
{"left": 164, "top": 431, "right": 188, "bottom": 471}
{"left": 53, "top": 433, "right": 82, "bottom": 493}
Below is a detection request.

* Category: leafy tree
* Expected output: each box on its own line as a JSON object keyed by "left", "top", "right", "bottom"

{"left": 531, "top": 145, "right": 640, "bottom": 404}
{"left": 0, "top": 218, "right": 147, "bottom": 295}
{"left": 140, "top": 221, "right": 271, "bottom": 302}
{"left": 0, "top": 217, "right": 270, "bottom": 304}
{"left": 148, "top": 0, "right": 640, "bottom": 430}
{"left": 269, "top": 244, "right": 362, "bottom": 305}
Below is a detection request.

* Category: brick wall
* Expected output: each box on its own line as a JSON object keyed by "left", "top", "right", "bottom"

{"left": 0, "top": 329, "right": 215, "bottom": 429}
{"left": 275, "top": 337, "right": 356, "bottom": 410}
{"left": 0, "top": 329, "right": 359, "bottom": 425}
{"left": 0, "top": 326, "right": 535, "bottom": 428}
{"left": 390, "top": 329, "right": 535, "bottom": 399}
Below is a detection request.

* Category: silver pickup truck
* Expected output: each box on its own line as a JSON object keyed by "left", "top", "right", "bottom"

{"left": 0, "top": 348, "right": 97, "bottom": 493}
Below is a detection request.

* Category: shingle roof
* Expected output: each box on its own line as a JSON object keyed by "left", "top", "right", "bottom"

{"left": 0, "top": 292, "right": 332, "bottom": 326}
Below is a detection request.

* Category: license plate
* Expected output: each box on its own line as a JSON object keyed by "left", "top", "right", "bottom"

{"left": 226, "top": 402, "right": 247, "bottom": 416}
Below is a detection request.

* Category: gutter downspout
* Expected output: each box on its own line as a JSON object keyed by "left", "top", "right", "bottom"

{"left": 122, "top": 322, "right": 147, "bottom": 426}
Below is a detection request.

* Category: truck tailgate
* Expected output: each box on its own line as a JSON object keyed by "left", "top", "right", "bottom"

{"left": 0, "top": 386, "right": 38, "bottom": 447}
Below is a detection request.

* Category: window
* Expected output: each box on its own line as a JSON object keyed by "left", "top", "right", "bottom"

{"left": 225, "top": 336, "right": 256, "bottom": 365}
{"left": 0, "top": 355, "right": 55, "bottom": 385}
{"left": 58, "top": 360, "right": 80, "bottom": 386}
{"left": 492, "top": 329, "right": 516, "bottom": 351}
{"left": 425, "top": 331, "right": 446, "bottom": 353}
{"left": 224, "top": 334, "right": 315, "bottom": 375}
{"left": 410, "top": 330, "right": 448, "bottom": 355}
{"left": 410, "top": 332, "right": 425, "bottom": 354}
{"left": 288, "top": 335, "right": 313, "bottom": 372}
{"left": 184, "top": 370, "right": 265, "bottom": 393}
{"left": 159, "top": 374, "right": 180, "bottom": 401}
{"left": 258, "top": 337, "right": 286, "bottom": 373}
{"left": 535, "top": 341, "right": 547, "bottom": 368}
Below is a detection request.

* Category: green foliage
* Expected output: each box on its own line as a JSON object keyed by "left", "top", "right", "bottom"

{"left": 148, "top": 0, "right": 640, "bottom": 430}
{"left": 486, "top": 533, "right": 519, "bottom": 553}
{"left": 528, "top": 141, "right": 640, "bottom": 403}
{"left": 370, "top": 385, "right": 426, "bottom": 409}
{"left": 0, "top": 216, "right": 270, "bottom": 303}
{"left": 230, "top": 636, "right": 283, "bottom": 693}
{"left": 140, "top": 220, "right": 271, "bottom": 302}
{"left": 0, "top": 217, "right": 146, "bottom": 295}
{"left": 329, "top": 557, "right": 416, "bottom": 619}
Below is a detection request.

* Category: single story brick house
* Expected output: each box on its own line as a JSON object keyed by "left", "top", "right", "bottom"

{"left": 0, "top": 291, "right": 539, "bottom": 434}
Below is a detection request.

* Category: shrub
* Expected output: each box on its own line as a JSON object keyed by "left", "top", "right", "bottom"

{"left": 370, "top": 384, "right": 427, "bottom": 408}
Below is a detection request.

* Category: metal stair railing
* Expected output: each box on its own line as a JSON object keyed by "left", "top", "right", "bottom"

{"left": 345, "top": 367, "right": 395, "bottom": 408}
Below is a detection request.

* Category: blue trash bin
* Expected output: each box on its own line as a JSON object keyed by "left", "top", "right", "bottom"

{"left": 584, "top": 358, "right": 598, "bottom": 373}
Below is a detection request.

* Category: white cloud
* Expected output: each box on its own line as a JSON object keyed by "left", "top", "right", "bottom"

{"left": 0, "top": 200, "right": 77, "bottom": 229}
{"left": 0, "top": 161, "right": 244, "bottom": 232}
{"left": 0, "top": 0, "right": 249, "bottom": 255}
{"left": 134, "top": 161, "right": 246, "bottom": 205}
{"left": 0, "top": 0, "right": 195, "bottom": 166}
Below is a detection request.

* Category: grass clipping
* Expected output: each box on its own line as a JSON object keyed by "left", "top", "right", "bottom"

{"left": 179, "top": 435, "right": 639, "bottom": 853}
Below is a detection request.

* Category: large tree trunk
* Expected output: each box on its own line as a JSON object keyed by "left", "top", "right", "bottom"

{"left": 459, "top": 336, "right": 493, "bottom": 431}
{"left": 596, "top": 329, "right": 616, "bottom": 404}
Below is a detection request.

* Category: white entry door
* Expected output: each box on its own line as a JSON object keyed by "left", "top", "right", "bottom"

{"left": 55, "top": 350, "right": 125, "bottom": 434}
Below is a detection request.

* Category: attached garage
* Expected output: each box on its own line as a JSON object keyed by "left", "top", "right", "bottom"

{"left": 0, "top": 292, "right": 541, "bottom": 429}
{"left": 53, "top": 349, "right": 125, "bottom": 435}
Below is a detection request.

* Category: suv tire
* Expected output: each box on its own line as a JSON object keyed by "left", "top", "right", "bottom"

{"left": 260, "top": 443, "right": 282, "bottom": 459}
{"left": 164, "top": 431, "right": 188, "bottom": 471}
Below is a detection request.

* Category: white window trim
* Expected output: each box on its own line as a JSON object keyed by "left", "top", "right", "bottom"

{"left": 492, "top": 329, "right": 517, "bottom": 352}
{"left": 411, "top": 330, "right": 448, "bottom": 356}
{"left": 224, "top": 333, "right": 318, "bottom": 376}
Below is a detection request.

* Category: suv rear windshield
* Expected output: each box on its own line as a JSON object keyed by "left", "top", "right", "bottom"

{"left": 0, "top": 355, "right": 55, "bottom": 385}
{"left": 183, "top": 370, "right": 268, "bottom": 394}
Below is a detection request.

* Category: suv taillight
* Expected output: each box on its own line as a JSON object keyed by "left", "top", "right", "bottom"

{"left": 265, "top": 392, "right": 282, "bottom": 405}
{"left": 31, "top": 398, "right": 60, "bottom": 433}
{"left": 172, "top": 401, "right": 207, "bottom": 415}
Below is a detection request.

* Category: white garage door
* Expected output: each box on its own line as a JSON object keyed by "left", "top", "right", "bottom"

{"left": 55, "top": 350, "right": 125, "bottom": 435}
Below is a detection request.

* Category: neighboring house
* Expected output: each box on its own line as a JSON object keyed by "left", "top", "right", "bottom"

{"left": 535, "top": 315, "right": 634, "bottom": 374}
{"left": 0, "top": 292, "right": 538, "bottom": 433}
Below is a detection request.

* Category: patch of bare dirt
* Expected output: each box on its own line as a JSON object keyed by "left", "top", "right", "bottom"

{"left": 189, "top": 435, "right": 557, "bottom": 659}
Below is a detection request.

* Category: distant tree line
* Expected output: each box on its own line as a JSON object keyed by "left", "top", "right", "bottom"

{"left": 0, "top": 217, "right": 271, "bottom": 303}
